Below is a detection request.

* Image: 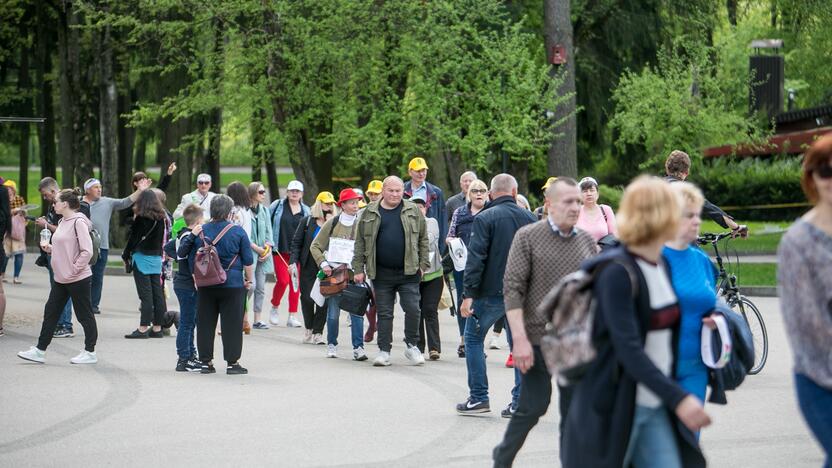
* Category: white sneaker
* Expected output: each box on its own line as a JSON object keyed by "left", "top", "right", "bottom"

{"left": 353, "top": 347, "right": 368, "bottom": 361}
{"left": 327, "top": 344, "right": 337, "bottom": 358}
{"left": 313, "top": 333, "right": 325, "bottom": 345}
{"left": 269, "top": 307, "right": 280, "bottom": 326}
{"left": 286, "top": 314, "right": 302, "bottom": 328}
{"left": 373, "top": 351, "right": 391, "bottom": 367}
{"left": 489, "top": 335, "right": 502, "bottom": 350}
{"left": 404, "top": 345, "right": 426, "bottom": 366}
{"left": 302, "top": 330, "right": 313, "bottom": 344}
{"left": 17, "top": 346, "right": 45, "bottom": 363}
{"left": 70, "top": 350, "right": 98, "bottom": 364}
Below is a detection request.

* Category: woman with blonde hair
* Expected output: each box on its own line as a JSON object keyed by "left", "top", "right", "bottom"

{"left": 563, "top": 176, "right": 708, "bottom": 468}
{"left": 290, "top": 191, "right": 338, "bottom": 344}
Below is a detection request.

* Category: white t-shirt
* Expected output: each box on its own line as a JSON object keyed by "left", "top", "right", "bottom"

{"left": 231, "top": 205, "right": 253, "bottom": 240}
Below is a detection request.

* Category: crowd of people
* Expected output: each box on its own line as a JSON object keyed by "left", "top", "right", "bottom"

{"left": 2, "top": 137, "right": 831, "bottom": 467}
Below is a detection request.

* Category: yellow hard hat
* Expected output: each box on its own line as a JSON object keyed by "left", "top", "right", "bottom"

{"left": 408, "top": 157, "right": 429, "bottom": 171}
{"left": 316, "top": 191, "right": 336, "bottom": 204}
{"left": 366, "top": 180, "right": 383, "bottom": 194}
{"left": 541, "top": 177, "right": 558, "bottom": 190}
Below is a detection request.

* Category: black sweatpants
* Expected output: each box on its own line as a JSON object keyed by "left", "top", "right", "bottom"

{"left": 197, "top": 286, "right": 246, "bottom": 364}
{"left": 492, "top": 346, "right": 573, "bottom": 467}
{"left": 299, "top": 269, "right": 326, "bottom": 334}
{"left": 37, "top": 276, "right": 98, "bottom": 352}
{"left": 417, "top": 276, "right": 444, "bottom": 353}
{"left": 132, "top": 269, "right": 166, "bottom": 327}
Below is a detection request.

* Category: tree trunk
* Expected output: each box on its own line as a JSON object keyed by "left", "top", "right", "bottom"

{"left": 205, "top": 109, "right": 222, "bottom": 192}
{"left": 544, "top": 0, "right": 578, "bottom": 178}
{"left": 97, "top": 18, "right": 119, "bottom": 197}
{"left": 35, "top": 5, "right": 57, "bottom": 182}
{"left": 117, "top": 89, "right": 135, "bottom": 197}
{"left": 18, "top": 42, "right": 32, "bottom": 199}
{"left": 134, "top": 132, "right": 146, "bottom": 172}
{"left": 250, "top": 110, "right": 266, "bottom": 182}
{"left": 726, "top": 0, "right": 738, "bottom": 26}
{"left": 57, "top": 0, "right": 86, "bottom": 187}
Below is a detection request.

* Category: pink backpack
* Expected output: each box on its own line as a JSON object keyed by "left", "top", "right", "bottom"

{"left": 193, "top": 224, "right": 238, "bottom": 288}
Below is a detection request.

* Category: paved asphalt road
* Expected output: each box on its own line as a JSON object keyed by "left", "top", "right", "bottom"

{"left": 0, "top": 261, "right": 823, "bottom": 467}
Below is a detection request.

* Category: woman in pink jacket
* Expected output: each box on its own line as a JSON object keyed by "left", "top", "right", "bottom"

{"left": 18, "top": 189, "right": 99, "bottom": 365}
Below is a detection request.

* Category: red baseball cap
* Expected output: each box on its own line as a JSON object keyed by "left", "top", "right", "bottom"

{"left": 337, "top": 188, "right": 363, "bottom": 206}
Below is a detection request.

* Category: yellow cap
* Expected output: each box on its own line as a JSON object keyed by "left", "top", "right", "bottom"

{"left": 2, "top": 179, "right": 16, "bottom": 191}
{"left": 315, "top": 191, "right": 336, "bottom": 204}
{"left": 541, "top": 177, "right": 558, "bottom": 190}
{"left": 366, "top": 180, "right": 383, "bottom": 194}
{"left": 408, "top": 157, "right": 429, "bottom": 171}
{"left": 358, "top": 200, "right": 367, "bottom": 209}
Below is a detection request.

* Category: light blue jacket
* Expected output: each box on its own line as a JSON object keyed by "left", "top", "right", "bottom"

{"left": 250, "top": 204, "right": 274, "bottom": 274}
{"left": 270, "top": 198, "right": 311, "bottom": 252}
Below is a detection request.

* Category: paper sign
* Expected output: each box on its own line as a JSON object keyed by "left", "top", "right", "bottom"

{"left": 326, "top": 237, "right": 356, "bottom": 264}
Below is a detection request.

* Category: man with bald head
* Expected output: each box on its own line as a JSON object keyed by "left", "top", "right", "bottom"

{"left": 353, "top": 176, "right": 430, "bottom": 367}
{"left": 456, "top": 174, "right": 536, "bottom": 416}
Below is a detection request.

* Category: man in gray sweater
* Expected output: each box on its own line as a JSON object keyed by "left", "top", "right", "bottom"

{"left": 82, "top": 177, "right": 151, "bottom": 314}
{"left": 492, "top": 177, "right": 597, "bottom": 467}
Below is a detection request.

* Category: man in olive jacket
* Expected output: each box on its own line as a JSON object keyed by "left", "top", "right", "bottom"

{"left": 353, "top": 176, "right": 430, "bottom": 367}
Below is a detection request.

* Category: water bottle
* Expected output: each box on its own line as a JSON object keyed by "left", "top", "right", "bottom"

{"left": 40, "top": 228, "right": 51, "bottom": 248}
{"left": 317, "top": 269, "right": 326, "bottom": 280}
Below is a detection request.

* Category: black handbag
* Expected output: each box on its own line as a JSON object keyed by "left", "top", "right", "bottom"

{"left": 339, "top": 282, "right": 372, "bottom": 316}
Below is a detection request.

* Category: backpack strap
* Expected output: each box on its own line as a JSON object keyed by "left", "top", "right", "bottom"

{"left": 328, "top": 215, "right": 340, "bottom": 239}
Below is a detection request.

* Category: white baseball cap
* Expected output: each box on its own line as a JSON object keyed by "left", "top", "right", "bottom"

{"left": 287, "top": 180, "right": 304, "bottom": 192}
{"left": 196, "top": 173, "right": 212, "bottom": 183}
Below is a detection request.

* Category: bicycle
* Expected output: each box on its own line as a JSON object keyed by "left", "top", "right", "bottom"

{"left": 696, "top": 232, "right": 769, "bottom": 374}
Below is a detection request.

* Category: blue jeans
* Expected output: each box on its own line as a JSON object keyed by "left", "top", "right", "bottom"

{"left": 10, "top": 253, "right": 23, "bottom": 278}
{"left": 623, "top": 405, "right": 682, "bottom": 468}
{"left": 175, "top": 288, "right": 198, "bottom": 360}
{"left": 453, "top": 270, "right": 467, "bottom": 337}
{"left": 326, "top": 295, "right": 364, "bottom": 349}
{"left": 504, "top": 320, "right": 520, "bottom": 409}
{"left": 464, "top": 295, "right": 506, "bottom": 403}
{"left": 47, "top": 255, "right": 73, "bottom": 330}
{"left": 796, "top": 373, "right": 832, "bottom": 468}
{"left": 90, "top": 248, "right": 108, "bottom": 312}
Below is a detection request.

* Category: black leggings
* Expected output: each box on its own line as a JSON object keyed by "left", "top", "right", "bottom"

{"left": 133, "top": 269, "right": 166, "bottom": 327}
{"left": 197, "top": 287, "right": 246, "bottom": 364}
{"left": 417, "top": 276, "right": 444, "bottom": 353}
{"left": 299, "top": 269, "right": 326, "bottom": 334}
{"left": 37, "top": 277, "right": 98, "bottom": 352}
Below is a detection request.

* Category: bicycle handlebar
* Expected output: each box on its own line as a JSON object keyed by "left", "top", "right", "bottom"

{"left": 696, "top": 232, "right": 734, "bottom": 245}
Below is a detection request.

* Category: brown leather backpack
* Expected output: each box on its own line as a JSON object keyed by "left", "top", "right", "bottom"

{"left": 193, "top": 224, "right": 238, "bottom": 288}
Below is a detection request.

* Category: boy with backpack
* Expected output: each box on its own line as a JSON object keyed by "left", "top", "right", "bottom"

{"left": 492, "top": 178, "right": 597, "bottom": 467}
{"left": 163, "top": 204, "right": 203, "bottom": 372}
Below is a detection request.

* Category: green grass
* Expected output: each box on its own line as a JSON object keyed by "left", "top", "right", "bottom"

{"left": 722, "top": 262, "right": 777, "bottom": 287}
{"left": 0, "top": 169, "right": 295, "bottom": 212}
{"left": 699, "top": 220, "right": 790, "bottom": 254}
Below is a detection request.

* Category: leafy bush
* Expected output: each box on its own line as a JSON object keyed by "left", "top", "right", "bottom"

{"left": 598, "top": 184, "right": 623, "bottom": 211}
{"left": 689, "top": 157, "right": 806, "bottom": 221}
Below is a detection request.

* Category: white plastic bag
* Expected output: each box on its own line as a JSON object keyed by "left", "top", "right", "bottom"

{"left": 449, "top": 238, "right": 468, "bottom": 272}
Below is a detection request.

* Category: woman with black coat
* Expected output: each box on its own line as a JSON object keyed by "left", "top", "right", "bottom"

{"left": 123, "top": 190, "right": 169, "bottom": 339}
{"left": 561, "top": 176, "right": 710, "bottom": 468}
{"left": 289, "top": 192, "right": 337, "bottom": 345}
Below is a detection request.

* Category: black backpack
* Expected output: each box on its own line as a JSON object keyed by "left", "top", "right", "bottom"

{"left": 707, "top": 301, "right": 755, "bottom": 403}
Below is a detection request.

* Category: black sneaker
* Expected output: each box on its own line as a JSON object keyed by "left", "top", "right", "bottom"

{"left": 176, "top": 358, "right": 203, "bottom": 372}
{"left": 54, "top": 328, "right": 75, "bottom": 338}
{"left": 199, "top": 361, "right": 216, "bottom": 374}
{"left": 227, "top": 363, "right": 248, "bottom": 375}
{"left": 456, "top": 398, "right": 490, "bottom": 415}
{"left": 501, "top": 404, "right": 516, "bottom": 419}
{"left": 124, "top": 329, "right": 148, "bottom": 339}
{"left": 148, "top": 329, "right": 164, "bottom": 338}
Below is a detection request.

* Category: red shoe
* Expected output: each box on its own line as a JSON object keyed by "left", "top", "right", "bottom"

{"left": 505, "top": 353, "right": 514, "bottom": 368}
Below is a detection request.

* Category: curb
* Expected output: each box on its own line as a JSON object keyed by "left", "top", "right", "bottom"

{"left": 739, "top": 286, "right": 777, "bottom": 297}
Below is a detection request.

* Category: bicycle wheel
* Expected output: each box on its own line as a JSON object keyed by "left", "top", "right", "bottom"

{"left": 731, "top": 296, "right": 769, "bottom": 374}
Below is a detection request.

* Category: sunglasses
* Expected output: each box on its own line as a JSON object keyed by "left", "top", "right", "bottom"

{"left": 258, "top": 190, "right": 266, "bottom": 194}
{"left": 814, "top": 165, "right": 832, "bottom": 179}
{"left": 198, "top": 181, "right": 211, "bottom": 185}
{"left": 470, "top": 189, "right": 487, "bottom": 194}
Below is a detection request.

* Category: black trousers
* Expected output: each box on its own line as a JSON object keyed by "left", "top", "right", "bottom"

{"left": 132, "top": 269, "right": 166, "bottom": 327}
{"left": 299, "top": 269, "right": 326, "bottom": 334}
{"left": 197, "top": 287, "right": 246, "bottom": 364}
{"left": 374, "top": 270, "right": 421, "bottom": 353}
{"left": 417, "top": 276, "right": 444, "bottom": 353}
{"left": 492, "top": 346, "right": 573, "bottom": 467}
{"left": 37, "top": 276, "right": 98, "bottom": 352}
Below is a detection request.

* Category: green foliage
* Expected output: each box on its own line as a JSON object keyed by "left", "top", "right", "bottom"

{"left": 598, "top": 184, "right": 623, "bottom": 211}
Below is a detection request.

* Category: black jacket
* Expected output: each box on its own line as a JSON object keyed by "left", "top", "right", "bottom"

{"left": 289, "top": 215, "right": 322, "bottom": 276}
{"left": 164, "top": 227, "right": 195, "bottom": 291}
{"left": 665, "top": 175, "right": 731, "bottom": 228}
{"left": 462, "top": 196, "right": 536, "bottom": 299}
{"left": 123, "top": 216, "right": 165, "bottom": 259}
{"left": 562, "top": 248, "right": 705, "bottom": 468}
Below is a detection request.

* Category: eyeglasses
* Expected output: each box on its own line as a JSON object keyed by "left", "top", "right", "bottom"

{"left": 469, "top": 189, "right": 487, "bottom": 194}
{"left": 814, "top": 165, "right": 832, "bottom": 179}
{"left": 258, "top": 190, "right": 266, "bottom": 194}
{"left": 198, "top": 181, "right": 210, "bottom": 185}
